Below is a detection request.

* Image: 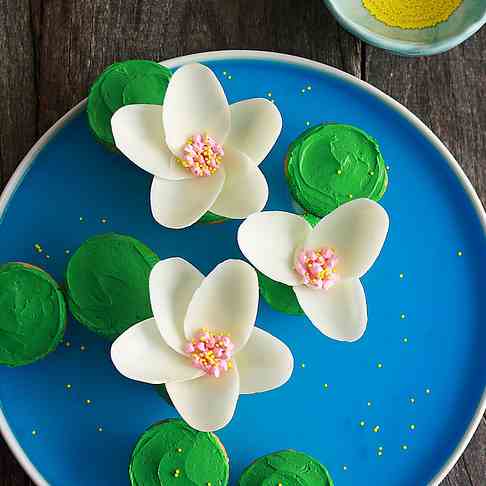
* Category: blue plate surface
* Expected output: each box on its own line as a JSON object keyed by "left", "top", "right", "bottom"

{"left": 0, "top": 52, "right": 485, "bottom": 486}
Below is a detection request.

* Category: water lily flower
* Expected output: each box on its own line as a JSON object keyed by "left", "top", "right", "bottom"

{"left": 111, "top": 258, "right": 294, "bottom": 431}
{"left": 237, "top": 199, "right": 389, "bottom": 342}
{"left": 111, "top": 63, "right": 282, "bottom": 229}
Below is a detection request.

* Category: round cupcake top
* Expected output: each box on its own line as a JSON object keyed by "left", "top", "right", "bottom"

{"left": 66, "top": 233, "right": 159, "bottom": 340}
{"left": 286, "top": 123, "right": 388, "bottom": 217}
{"left": 129, "top": 419, "right": 229, "bottom": 486}
{"left": 238, "top": 450, "right": 333, "bottom": 486}
{"left": 87, "top": 60, "right": 172, "bottom": 149}
{"left": 0, "top": 263, "right": 66, "bottom": 366}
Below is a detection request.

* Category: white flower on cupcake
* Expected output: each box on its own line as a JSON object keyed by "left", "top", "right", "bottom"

{"left": 111, "top": 63, "right": 282, "bottom": 229}
{"left": 237, "top": 199, "right": 389, "bottom": 342}
{"left": 111, "top": 258, "right": 294, "bottom": 432}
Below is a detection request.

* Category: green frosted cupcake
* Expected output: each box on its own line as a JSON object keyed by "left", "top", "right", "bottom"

{"left": 0, "top": 262, "right": 66, "bottom": 366}
{"left": 285, "top": 123, "right": 388, "bottom": 218}
{"left": 87, "top": 60, "right": 172, "bottom": 150}
{"left": 66, "top": 233, "right": 159, "bottom": 340}
{"left": 129, "top": 419, "right": 229, "bottom": 486}
{"left": 238, "top": 450, "right": 333, "bottom": 486}
{"left": 257, "top": 213, "right": 319, "bottom": 316}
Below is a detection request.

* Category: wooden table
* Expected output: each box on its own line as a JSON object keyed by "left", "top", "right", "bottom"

{"left": 0, "top": 1, "right": 484, "bottom": 484}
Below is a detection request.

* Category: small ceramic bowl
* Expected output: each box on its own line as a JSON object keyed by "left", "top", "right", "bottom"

{"left": 323, "top": 0, "right": 486, "bottom": 56}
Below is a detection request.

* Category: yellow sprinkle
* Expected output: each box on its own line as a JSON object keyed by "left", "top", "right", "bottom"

{"left": 65, "top": 384, "right": 72, "bottom": 390}
{"left": 457, "top": 250, "right": 463, "bottom": 257}
{"left": 323, "top": 383, "right": 329, "bottom": 390}
{"left": 207, "top": 483, "right": 212, "bottom": 486}
{"left": 348, "top": 194, "right": 353, "bottom": 199}
{"left": 337, "top": 169, "right": 342, "bottom": 175}
{"left": 362, "top": 0, "right": 462, "bottom": 29}
{"left": 359, "top": 420, "right": 365, "bottom": 427}
{"left": 301, "top": 363, "right": 306, "bottom": 368}
{"left": 377, "top": 362, "right": 383, "bottom": 369}
{"left": 85, "top": 399, "right": 92, "bottom": 405}
{"left": 373, "top": 425, "right": 380, "bottom": 433}
{"left": 176, "top": 447, "right": 183, "bottom": 453}
{"left": 410, "top": 424, "right": 416, "bottom": 430}
{"left": 369, "top": 171, "right": 375, "bottom": 176}
{"left": 267, "top": 92, "right": 272, "bottom": 97}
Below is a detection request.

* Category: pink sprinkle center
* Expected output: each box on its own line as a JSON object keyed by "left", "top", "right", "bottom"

{"left": 295, "top": 247, "right": 339, "bottom": 290}
{"left": 177, "top": 133, "right": 224, "bottom": 177}
{"left": 184, "top": 328, "right": 235, "bottom": 377}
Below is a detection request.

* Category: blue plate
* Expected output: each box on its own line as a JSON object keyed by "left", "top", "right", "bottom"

{"left": 1, "top": 52, "right": 485, "bottom": 486}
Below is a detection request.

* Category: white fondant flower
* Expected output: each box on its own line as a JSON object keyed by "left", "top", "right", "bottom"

{"left": 237, "top": 199, "right": 389, "bottom": 342}
{"left": 111, "top": 258, "right": 294, "bottom": 432}
{"left": 111, "top": 63, "right": 282, "bottom": 229}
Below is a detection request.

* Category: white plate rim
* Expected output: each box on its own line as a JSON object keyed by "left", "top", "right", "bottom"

{"left": 0, "top": 50, "right": 484, "bottom": 486}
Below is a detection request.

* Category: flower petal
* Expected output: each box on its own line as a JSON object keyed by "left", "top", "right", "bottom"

{"left": 305, "top": 199, "right": 389, "bottom": 279}
{"left": 110, "top": 318, "right": 203, "bottom": 384}
{"left": 150, "top": 258, "right": 204, "bottom": 355}
{"left": 184, "top": 260, "right": 258, "bottom": 352}
{"left": 237, "top": 211, "right": 312, "bottom": 286}
{"left": 150, "top": 169, "right": 225, "bottom": 229}
{"left": 166, "top": 363, "right": 240, "bottom": 432}
{"left": 226, "top": 99, "right": 282, "bottom": 165}
{"left": 209, "top": 146, "right": 268, "bottom": 219}
{"left": 111, "top": 104, "right": 192, "bottom": 180}
{"left": 236, "top": 326, "right": 294, "bottom": 394}
{"left": 163, "top": 63, "right": 230, "bottom": 155}
{"left": 293, "top": 278, "right": 367, "bottom": 342}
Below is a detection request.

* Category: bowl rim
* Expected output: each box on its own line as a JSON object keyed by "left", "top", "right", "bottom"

{"left": 323, "top": 0, "right": 486, "bottom": 56}
{"left": 0, "top": 49, "right": 485, "bottom": 486}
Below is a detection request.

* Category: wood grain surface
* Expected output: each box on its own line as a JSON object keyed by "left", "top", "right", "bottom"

{"left": 0, "top": 1, "right": 484, "bottom": 485}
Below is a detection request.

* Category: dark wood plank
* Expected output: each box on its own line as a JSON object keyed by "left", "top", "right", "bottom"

{"left": 0, "top": 0, "right": 37, "bottom": 189}
{"left": 365, "top": 29, "right": 486, "bottom": 486}
{"left": 36, "top": 0, "right": 361, "bottom": 133}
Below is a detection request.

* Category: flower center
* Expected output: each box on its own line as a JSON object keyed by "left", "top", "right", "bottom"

{"left": 184, "top": 328, "right": 234, "bottom": 377}
{"left": 177, "top": 133, "right": 224, "bottom": 177}
{"left": 295, "top": 248, "right": 339, "bottom": 290}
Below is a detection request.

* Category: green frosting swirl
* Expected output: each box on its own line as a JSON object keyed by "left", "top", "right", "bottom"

{"left": 129, "top": 419, "right": 229, "bottom": 486}
{"left": 87, "top": 60, "right": 172, "bottom": 149}
{"left": 238, "top": 450, "right": 333, "bottom": 486}
{"left": 66, "top": 233, "right": 159, "bottom": 340}
{"left": 0, "top": 263, "right": 66, "bottom": 366}
{"left": 258, "top": 213, "right": 319, "bottom": 316}
{"left": 286, "top": 123, "right": 388, "bottom": 217}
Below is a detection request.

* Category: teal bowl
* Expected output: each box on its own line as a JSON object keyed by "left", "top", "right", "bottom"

{"left": 323, "top": 0, "right": 486, "bottom": 56}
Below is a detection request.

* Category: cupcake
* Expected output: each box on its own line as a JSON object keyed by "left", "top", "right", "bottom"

{"left": 0, "top": 262, "right": 66, "bottom": 366}
{"left": 66, "top": 233, "right": 159, "bottom": 340}
{"left": 129, "top": 419, "right": 229, "bottom": 486}
{"left": 238, "top": 450, "right": 333, "bottom": 485}
{"left": 285, "top": 123, "right": 388, "bottom": 218}
{"left": 87, "top": 60, "right": 172, "bottom": 151}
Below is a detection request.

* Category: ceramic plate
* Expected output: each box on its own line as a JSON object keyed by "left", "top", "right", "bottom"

{"left": 1, "top": 51, "right": 485, "bottom": 486}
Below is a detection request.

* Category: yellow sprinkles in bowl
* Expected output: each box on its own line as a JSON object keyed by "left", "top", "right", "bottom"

{"left": 363, "top": 0, "right": 463, "bottom": 29}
